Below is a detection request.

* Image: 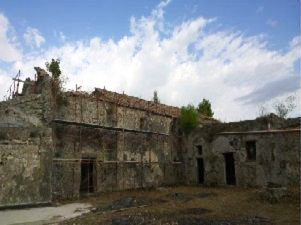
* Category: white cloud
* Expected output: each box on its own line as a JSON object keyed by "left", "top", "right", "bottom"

{"left": 0, "top": 69, "right": 14, "bottom": 101}
{"left": 24, "top": 26, "right": 45, "bottom": 48}
{"left": 0, "top": 13, "right": 22, "bottom": 62}
{"left": 266, "top": 19, "right": 278, "bottom": 28}
{"left": 59, "top": 32, "right": 66, "bottom": 42}
{"left": 0, "top": 1, "right": 299, "bottom": 121}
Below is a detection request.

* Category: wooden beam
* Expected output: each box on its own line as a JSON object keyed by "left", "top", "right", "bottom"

{"left": 12, "top": 78, "right": 25, "bottom": 83}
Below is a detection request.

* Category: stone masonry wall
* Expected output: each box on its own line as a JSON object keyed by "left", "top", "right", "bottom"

{"left": 184, "top": 117, "right": 300, "bottom": 187}
{"left": 209, "top": 131, "right": 300, "bottom": 187}
{"left": 55, "top": 91, "right": 175, "bottom": 134}
{"left": 0, "top": 127, "right": 52, "bottom": 207}
{"left": 51, "top": 89, "right": 182, "bottom": 199}
{"left": 0, "top": 68, "right": 182, "bottom": 205}
{"left": 52, "top": 124, "right": 182, "bottom": 199}
{"left": 0, "top": 94, "right": 52, "bottom": 128}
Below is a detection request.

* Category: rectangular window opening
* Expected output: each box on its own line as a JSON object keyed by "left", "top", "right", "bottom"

{"left": 196, "top": 145, "right": 203, "bottom": 155}
{"left": 246, "top": 141, "right": 256, "bottom": 161}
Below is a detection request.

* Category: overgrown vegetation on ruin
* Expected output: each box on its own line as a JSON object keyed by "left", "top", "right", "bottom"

{"left": 180, "top": 104, "right": 198, "bottom": 134}
{"left": 197, "top": 98, "right": 214, "bottom": 117}
{"left": 46, "top": 59, "right": 68, "bottom": 107}
{"left": 180, "top": 99, "right": 214, "bottom": 134}
{"left": 46, "top": 59, "right": 62, "bottom": 79}
{"left": 258, "top": 95, "right": 296, "bottom": 118}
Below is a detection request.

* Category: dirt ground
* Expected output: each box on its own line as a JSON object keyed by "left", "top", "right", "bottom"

{"left": 60, "top": 186, "right": 300, "bottom": 225}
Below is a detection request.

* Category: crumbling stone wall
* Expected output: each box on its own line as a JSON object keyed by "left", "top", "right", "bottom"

{"left": 47, "top": 83, "right": 182, "bottom": 199}
{"left": 0, "top": 94, "right": 52, "bottom": 127}
{"left": 0, "top": 69, "right": 53, "bottom": 128}
{"left": 55, "top": 91, "right": 175, "bottom": 134}
{"left": 209, "top": 131, "right": 300, "bottom": 187}
{"left": 184, "top": 116, "right": 300, "bottom": 187}
{"left": 0, "top": 127, "right": 52, "bottom": 207}
{"left": 0, "top": 67, "right": 182, "bottom": 205}
{"left": 52, "top": 124, "right": 182, "bottom": 199}
{"left": 0, "top": 69, "right": 54, "bottom": 207}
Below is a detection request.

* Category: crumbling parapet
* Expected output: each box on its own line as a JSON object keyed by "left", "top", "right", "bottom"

{"left": 21, "top": 67, "right": 51, "bottom": 96}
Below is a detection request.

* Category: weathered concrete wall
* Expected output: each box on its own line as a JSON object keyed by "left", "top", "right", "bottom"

{"left": 184, "top": 116, "right": 300, "bottom": 187}
{"left": 0, "top": 127, "right": 52, "bottom": 207}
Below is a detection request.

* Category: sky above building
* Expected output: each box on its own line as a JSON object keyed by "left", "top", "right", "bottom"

{"left": 0, "top": 0, "right": 300, "bottom": 121}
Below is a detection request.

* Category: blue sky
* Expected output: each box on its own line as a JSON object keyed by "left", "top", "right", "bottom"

{"left": 1, "top": 0, "right": 298, "bottom": 49}
{"left": 0, "top": 0, "right": 300, "bottom": 121}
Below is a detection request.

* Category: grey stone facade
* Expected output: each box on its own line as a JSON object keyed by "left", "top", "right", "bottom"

{"left": 183, "top": 117, "right": 300, "bottom": 187}
{"left": 0, "top": 68, "right": 183, "bottom": 206}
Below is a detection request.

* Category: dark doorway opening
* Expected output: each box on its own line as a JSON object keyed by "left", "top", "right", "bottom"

{"left": 197, "top": 158, "right": 204, "bottom": 184}
{"left": 80, "top": 158, "right": 96, "bottom": 194}
{"left": 224, "top": 153, "right": 236, "bottom": 185}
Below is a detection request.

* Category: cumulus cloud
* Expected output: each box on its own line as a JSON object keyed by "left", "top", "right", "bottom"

{"left": 23, "top": 26, "right": 45, "bottom": 48}
{"left": 0, "top": 13, "right": 22, "bottom": 62}
{"left": 0, "top": 1, "right": 300, "bottom": 121}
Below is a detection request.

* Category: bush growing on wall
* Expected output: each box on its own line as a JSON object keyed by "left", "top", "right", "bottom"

{"left": 46, "top": 59, "right": 69, "bottom": 107}
{"left": 197, "top": 98, "right": 214, "bottom": 117}
{"left": 46, "top": 59, "right": 61, "bottom": 79}
{"left": 180, "top": 104, "right": 198, "bottom": 134}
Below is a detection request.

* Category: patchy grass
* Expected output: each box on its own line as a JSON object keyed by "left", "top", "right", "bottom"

{"left": 60, "top": 186, "right": 300, "bottom": 225}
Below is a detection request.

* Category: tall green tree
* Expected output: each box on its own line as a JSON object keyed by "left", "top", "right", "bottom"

{"left": 180, "top": 104, "right": 198, "bottom": 134}
{"left": 46, "top": 59, "right": 61, "bottom": 79}
{"left": 45, "top": 59, "right": 67, "bottom": 106}
{"left": 153, "top": 90, "right": 160, "bottom": 103}
{"left": 197, "top": 98, "right": 214, "bottom": 117}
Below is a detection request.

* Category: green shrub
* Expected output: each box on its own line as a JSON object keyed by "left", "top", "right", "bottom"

{"left": 197, "top": 99, "right": 214, "bottom": 117}
{"left": 180, "top": 104, "right": 198, "bottom": 134}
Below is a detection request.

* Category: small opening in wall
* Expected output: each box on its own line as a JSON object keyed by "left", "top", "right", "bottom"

{"left": 246, "top": 141, "right": 256, "bottom": 161}
{"left": 140, "top": 117, "right": 146, "bottom": 130}
{"left": 197, "top": 158, "right": 204, "bottom": 184}
{"left": 224, "top": 153, "right": 236, "bottom": 185}
{"left": 80, "top": 157, "right": 96, "bottom": 194}
{"left": 196, "top": 145, "right": 203, "bottom": 155}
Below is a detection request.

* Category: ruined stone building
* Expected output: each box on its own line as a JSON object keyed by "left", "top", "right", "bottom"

{"left": 0, "top": 68, "right": 183, "bottom": 207}
{"left": 183, "top": 116, "right": 300, "bottom": 187}
{"left": 0, "top": 67, "right": 299, "bottom": 208}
